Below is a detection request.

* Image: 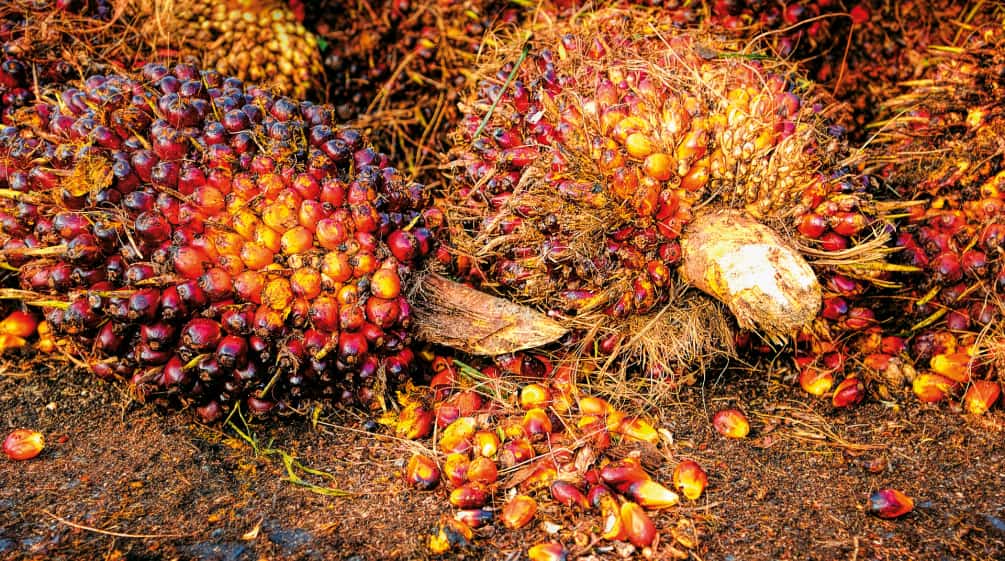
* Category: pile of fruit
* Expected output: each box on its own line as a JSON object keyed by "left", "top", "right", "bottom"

{"left": 390, "top": 352, "right": 711, "bottom": 558}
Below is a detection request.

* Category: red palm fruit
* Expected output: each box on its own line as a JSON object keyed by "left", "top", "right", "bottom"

{"left": 280, "top": 226, "right": 314, "bottom": 255}
{"left": 395, "top": 403, "right": 434, "bottom": 440}
{"left": 522, "top": 408, "right": 553, "bottom": 435}
{"left": 338, "top": 331, "right": 368, "bottom": 365}
{"left": 550, "top": 480, "right": 590, "bottom": 509}
{"left": 527, "top": 542, "right": 568, "bottom": 561}
{"left": 600, "top": 459, "right": 648, "bottom": 491}
{"left": 621, "top": 501, "right": 657, "bottom": 548}
{"left": 364, "top": 297, "right": 400, "bottom": 329}
{"left": 832, "top": 376, "right": 865, "bottom": 408}
{"left": 963, "top": 381, "right": 1001, "bottom": 415}
{"left": 405, "top": 454, "right": 440, "bottom": 490}
{"left": 442, "top": 453, "right": 470, "bottom": 488}
{"left": 673, "top": 459, "right": 708, "bottom": 501}
{"left": 3, "top": 429, "right": 44, "bottom": 460}
{"left": 466, "top": 456, "right": 498, "bottom": 485}
{"left": 454, "top": 509, "right": 493, "bottom": 529}
{"left": 867, "top": 489, "right": 914, "bottom": 519}
{"left": 181, "top": 318, "right": 222, "bottom": 352}
{"left": 712, "top": 408, "right": 750, "bottom": 438}
{"left": 502, "top": 495, "right": 538, "bottom": 530}
{"left": 913, "top": 373, "right": 956, "bottom": 403}
{"left": 449, "top": 483, "right": 488, "bottom": 509}
{"left": 232, "top": 271, "right": 265, "bottom": 304}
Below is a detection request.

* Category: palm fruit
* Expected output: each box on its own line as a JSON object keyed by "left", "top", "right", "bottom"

{"left": 863, "top": 18, "right": 1005, "bottom": 408}
{"left": 0, "top": 63, "right": 439, "bottom": 419}
{"left": 430, "top": 6, "right": 891, "bottom": 381}
{"left": 134, "top": 0, "right": 323, "bottom": 98}
{"left": 391, "top": 351, "right": 700, "bottom": 551}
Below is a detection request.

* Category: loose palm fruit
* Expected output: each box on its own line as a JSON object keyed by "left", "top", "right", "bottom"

{"left": 621, "top": 501, "right": 657, "bottom": 548}
{"left": 0, "top": 64, "right": 440, "bottom": 416}
{"left": 405, "top": 454, "right": 440, "bottom": 491}
{"left": 672, "top": 459, "right": 708, "bottom": 501}
{"left": 3, "top": 428, "right": 44, "bottom": 460}
{"left": 712, "top": 408, "right": 750, "bottom": 438}
{"left": 963, "top": 381, "right": 1000, "bottom": 415}
{"left": 501, "top": 494, "right": 537, "bottom": 530}
{"left": 832, "top": 377, "right": 866, "bottom": 408}
{"left": 866, "top": 489, "right": 914, "bottom": 519}
{"left": 527, "top": 542, "right": 568, "bottom": 561}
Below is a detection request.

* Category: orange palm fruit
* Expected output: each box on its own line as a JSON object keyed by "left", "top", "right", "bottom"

{"left": 963, "top": 380, "right": 1001, "bottom": 415}
{"left": 502, "top": 495, "right": 538, "bottom": 529}
{"left": 672, "top": 459, "right": 708, "bottom": 501}
{"left": 913, "top": 373, "right": 956, "bottom": 403}
{"left": 621, "top": 501, "right": 657, "bottom": 548}
{"left": 466, "top": 456, "right": 498, "bottom": 485}
{"left": 439, "top": 417, "right": 477, "bottom": 453}
{"left": 527, "top": 542, "right": 568, "bottom": 561}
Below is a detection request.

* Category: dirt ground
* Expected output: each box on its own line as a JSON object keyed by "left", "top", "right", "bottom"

{"left": 1, "top": 354, "right": 1003, "bottom": 561}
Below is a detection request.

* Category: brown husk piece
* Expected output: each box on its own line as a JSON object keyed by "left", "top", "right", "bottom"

{"left": 410, "top": 271, "right": 567, "bottom": 355}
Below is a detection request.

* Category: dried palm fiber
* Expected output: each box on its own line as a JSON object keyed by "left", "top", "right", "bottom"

{"left": 858, "top": 11, "right": 1005, "bottom": 407}
{"left": 132, "top": 0, "right": 323, "bottom": 98}
{"left": 0, "top": 62, "right": 443, "bottom": 420}
{"left": 419, "top": 6, "right": 901, "bottom": 387}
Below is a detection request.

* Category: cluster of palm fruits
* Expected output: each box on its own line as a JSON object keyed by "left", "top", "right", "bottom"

{"left": 135, "top": 0, "right": 323, "bottom": 98}
{"left": 854, "top": 20, "right": 1005, "bottom": 414}
{"left": 437, "top": 6, "right": 897, "bottom": 382}
{"left": 393, "top": 352, "right": 708, "bottom": 558}
{"left": 0, "top": 63, "right": 443, "bottom": 419}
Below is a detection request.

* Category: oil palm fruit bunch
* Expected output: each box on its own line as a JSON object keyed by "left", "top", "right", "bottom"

{"left": 134, "top": 0, "right": 323, "bottom": 98}
{"left": 430, "top": 6, "right": 897, "bottom": 383}
{"left": 860, "top": 19, "right": 1005, "bottom": 412}
{"left": 392, "top": 351, "right": 706, "bottom": 556}
{"left": 0, "top": 63, "right": 442, "bottom": 420}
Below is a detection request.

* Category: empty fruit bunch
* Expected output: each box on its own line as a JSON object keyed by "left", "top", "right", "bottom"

{"left": 0, "top": 63, "right": 442, "bottom": 420}
{"left": 433, "top": 6, "right": 897, "bottom": 383}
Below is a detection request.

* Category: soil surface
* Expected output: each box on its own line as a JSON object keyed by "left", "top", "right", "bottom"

{"left": 2, "top": 354, "right": 1004, "bottom": 561}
